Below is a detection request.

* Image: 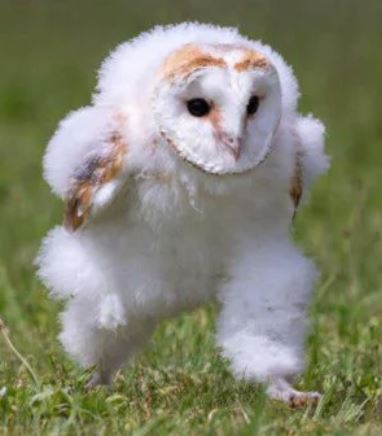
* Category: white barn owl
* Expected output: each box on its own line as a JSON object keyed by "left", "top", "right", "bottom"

{"left": 37, "top": 23, "right": 329, "bottom": 407}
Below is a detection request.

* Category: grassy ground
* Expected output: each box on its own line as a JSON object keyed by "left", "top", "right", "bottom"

{"left": 0, "top": 0, "right": 382, "bottom": 434}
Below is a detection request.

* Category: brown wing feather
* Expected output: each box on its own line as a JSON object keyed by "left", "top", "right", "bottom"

{"left": 290, "top": 155, "right": 303, "bottom": 210}
{"left": 64, "top": 132, "right": 126, "bottom": 231}
{"left": 289, "top": 125, "right": 304, "bottom": 216}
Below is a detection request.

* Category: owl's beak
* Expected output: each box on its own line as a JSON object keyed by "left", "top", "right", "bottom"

{"left": 217, "top": 131, "right": 241, "bottom": 161}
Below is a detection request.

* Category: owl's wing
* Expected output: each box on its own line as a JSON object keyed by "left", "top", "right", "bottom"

{"left": 291, "top": 115, "right": 329, "bottom": 209}
{"left": 44, "top": 106, "right": 129, "bottom": 231}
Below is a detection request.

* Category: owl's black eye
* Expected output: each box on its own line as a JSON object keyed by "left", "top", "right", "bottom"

{"left": 247, "top": 96, "right": 260, "bottom": 115}
{"left": 186, "top": 98, "right": 211, "bottom": 117}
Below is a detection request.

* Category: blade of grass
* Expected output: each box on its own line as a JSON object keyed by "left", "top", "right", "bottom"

{"left": 0, "top": 317, "right": 40, "bottom": 387}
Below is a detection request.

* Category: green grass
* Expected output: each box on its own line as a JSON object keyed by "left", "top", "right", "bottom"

{"left": 1, "top": 0, "right": 382, "bottom": 434}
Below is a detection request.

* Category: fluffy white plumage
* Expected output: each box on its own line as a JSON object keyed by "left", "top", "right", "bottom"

{"left": 37, "top": 22, "right": 329, "bottom": 406}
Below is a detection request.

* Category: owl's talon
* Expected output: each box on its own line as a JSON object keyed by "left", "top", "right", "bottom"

{"left": 288, "top": 391, "right": 321, "bottom": 409}
{"left": 267, "top": 378, "right": 321, "bottom": 408}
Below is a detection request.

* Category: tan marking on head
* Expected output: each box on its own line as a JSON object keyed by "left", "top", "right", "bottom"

{"left": 208, "top": 105, "right": 221, "bottom": 130}
{"left": 208, "top": 106, "right": 231, "bottom": 152}
{"left": 234, "top": 49, "right": 269, "bottom": 72}
{"left": 160, "top": 44, "right": 226, "bottom": 80}
{"left": 64, "top": 128, "right": 127, "bottom": 232}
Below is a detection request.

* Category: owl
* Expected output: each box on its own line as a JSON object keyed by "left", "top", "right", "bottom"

{"left": 37, "top": 23, "right": 329, "bottom": 407}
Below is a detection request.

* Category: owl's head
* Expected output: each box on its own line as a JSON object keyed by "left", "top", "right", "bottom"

{"left": 96, "top": 24, "right": 299, "bottom": 175}
{"left": 152, "top": 43, "right": 282, "bottom": 174}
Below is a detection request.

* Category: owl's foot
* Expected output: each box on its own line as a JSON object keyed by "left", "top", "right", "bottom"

{"left": 266, "top": 378, "right": 321, "bottom": 409}
{"left": 85, "top": 370, "right": 112, "bottom": 391}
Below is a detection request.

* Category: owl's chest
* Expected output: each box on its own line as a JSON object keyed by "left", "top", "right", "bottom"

{"left": 132, "top": 170, "right": 252, "bottom": 233}
{"left": 123, "top": 150, "right": 293, "bottom": 235}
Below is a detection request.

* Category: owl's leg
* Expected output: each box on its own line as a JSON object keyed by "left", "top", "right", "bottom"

{"left": 38, "top": 227, "right": 156, "bottom": 387}
{"left": 83, "top": 325, "right": 155, "bottom": 390}
{"left": 60, "top": 295, "right": 155, "bottom": 389}
{"left": 217, "top": 239, "right": 321, "bottom": 407}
